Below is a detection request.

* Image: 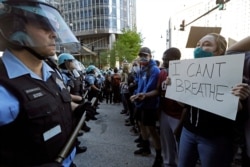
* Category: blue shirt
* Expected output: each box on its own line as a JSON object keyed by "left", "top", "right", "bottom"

{"left": 0, "top": 49, "right": 75, "bottom": 167}
{"left": 134, "top": 59, "right": 160, "bottom": 109}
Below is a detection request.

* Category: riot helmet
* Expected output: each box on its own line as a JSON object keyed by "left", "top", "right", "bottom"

{"left": 86, "top": 65, "right": 96, "bottom": 74}
{"left": 0, "top": 0, "right": 81, "bottom": 58}
{"left": 58, "top": 52, "right": 75, "bottom": 69}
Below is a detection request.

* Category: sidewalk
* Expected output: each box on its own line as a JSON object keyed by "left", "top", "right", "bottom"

{"left": 74, "top": 102, "right": 155, "bottom": 167}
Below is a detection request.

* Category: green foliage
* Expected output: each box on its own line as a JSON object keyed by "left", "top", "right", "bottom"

{"left": 109, "top": 28, "right": 143, "bottom": 67}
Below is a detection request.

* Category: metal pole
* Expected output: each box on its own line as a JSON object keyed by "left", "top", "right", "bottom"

{"left": 55, "top": 97, "right": 97, "bottom": 163}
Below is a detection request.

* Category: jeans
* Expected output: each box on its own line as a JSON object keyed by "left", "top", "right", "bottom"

{"left": 160, "top": 112, "right": 179, "bottom": 167}
{"left": 178, "top": 128, "right": 234, "bottom": 167}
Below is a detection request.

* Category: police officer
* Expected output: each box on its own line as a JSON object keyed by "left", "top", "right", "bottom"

{"left": 58, "top": 53, "right": 90, "bottom": 153}
{"left": 85, "top": 65, "right": 101, "bottom": 102}
{"left": 58, "top": 53, "right": 85, "bottom": 102}
{"left": 0, "top": 0, "right": 85, "bottom": 166}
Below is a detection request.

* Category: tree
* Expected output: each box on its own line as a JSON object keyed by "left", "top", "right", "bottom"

{"left": 109, "top": 28, "right": 143, "bottom": 67}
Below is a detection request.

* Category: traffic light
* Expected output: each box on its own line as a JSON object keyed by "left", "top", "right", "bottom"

{"left": 216, "top": 0, "right": 224, "bottom": 10}
{"left": 91, "top": 45, "right": 94, "bottom": 51}
{"left": 179, "top": 20, "right": 185, "bottom": 31}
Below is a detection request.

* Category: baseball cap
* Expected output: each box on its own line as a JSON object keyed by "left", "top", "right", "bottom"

{"left": 139, "top": 47, "right": 151, "bottom": 56}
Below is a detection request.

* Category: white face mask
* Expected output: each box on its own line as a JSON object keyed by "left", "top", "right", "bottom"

{"left": 132, "top": 66, "right": 140, "bottom": 73}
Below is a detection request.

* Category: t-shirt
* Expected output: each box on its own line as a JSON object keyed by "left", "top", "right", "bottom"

{"left": 158, "top": 68, "right": 183, "bottom": 119}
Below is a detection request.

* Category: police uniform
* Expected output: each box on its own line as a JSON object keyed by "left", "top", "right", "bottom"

{"left": 0, "top": 51, "right": 76, "bottom": 167}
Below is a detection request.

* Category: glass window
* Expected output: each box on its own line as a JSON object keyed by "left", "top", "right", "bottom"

{"left": 89, "top": 9, "right": 92, "bottom": 17}
{"left": 81, "top": 11, "right": 84, "bottom": 19}
{"left": 76, "top": 11, "right": 79, "bottom": 19}
{"left": 89, "top": 21, "right": 92, "bottom": 29}
{"left": 68, "top": 3, "right": 71, "bottom": 10}
{"left": 105, "top": 19, "right": 109, "bottom": 27}
{"left": 80, "top": 0, "right": 83, "bottom": 8}
{"left": 100, "top": 18, "right": 104, "bottom": 28}
{"left": 84, "top": 10, "right": 88, "bottom": 18}
{"left": 104, "top": 7, "right": 109, "bottom": 16}
{"left": 77, "top": 22, "right": 80, "bottom": 31}
{"left": 93, "top": 8, "right": 96, "bottom": 17}
{"left": 96, "top": 7, "right": 100, "bottom": 15}
{"left": 81, "top": 22, "right": 84, "bottom": 30}
{"left": 85, "top": 21, "right": 89, "bottom": 30}
{"left": 112, "top": 7, "right": 116, "bottom": 17}
{"left": 112, "top": 18, "right": 117, "bottom": 28}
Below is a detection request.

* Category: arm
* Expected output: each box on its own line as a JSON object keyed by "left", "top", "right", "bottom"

{"left": 71, "top": 94, "right": 83, "bottom": 103}
{"left": 227, "top": 36, "right": 250, "bottom": 52}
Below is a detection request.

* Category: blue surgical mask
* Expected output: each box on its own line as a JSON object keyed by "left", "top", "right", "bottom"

{"left": 194, "top": 47, "right": 213, "bottom": 58}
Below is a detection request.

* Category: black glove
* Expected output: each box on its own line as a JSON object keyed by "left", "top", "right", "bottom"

{"left": 33, "top": 162, "right": 61, "bottom": 167}
{"left": 74, "top": 101, "right": 92, "bottom": 118}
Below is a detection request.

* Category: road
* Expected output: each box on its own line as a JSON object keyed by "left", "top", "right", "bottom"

{"left": 74, "top": 102, "right": 155, "bottom": 167}
{"left": 74, "top": 102, "right": 242, "bottom": 167}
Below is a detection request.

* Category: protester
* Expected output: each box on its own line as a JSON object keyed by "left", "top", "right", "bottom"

{"left": 226, "top": 36, "right": 250, "bottom": 167}
{"left": 111, "top": 67, "right": 122, "bottom": 104}
{"left": 168, "top": 33, "right": 250, "bottom": 167}
{"left": 0, "top": 0, "right": 86, "bottom": 166}
{"left": 104, "top": 70, "right": 113, "bottom": 104}
{"left": 137, "top": 47, "right": 184, "bottom": 167}
{"left": 130, "top": 47, "right": 162, "bottom": 167}
{"left": 120, "top": 63, "right": 129, "bottom": 115}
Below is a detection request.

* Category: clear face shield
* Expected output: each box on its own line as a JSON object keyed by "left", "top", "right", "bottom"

{"left": 0, "top": 1, "right": 81, "bottom": 53}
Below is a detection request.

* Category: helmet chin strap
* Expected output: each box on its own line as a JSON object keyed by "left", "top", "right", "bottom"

{"left": 24, "top": 47, "right": 45, "bottom": 60}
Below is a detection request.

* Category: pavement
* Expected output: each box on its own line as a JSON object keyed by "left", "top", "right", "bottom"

{"left": 74, "top": 102, "right": 242, "bottom": 167}
{"left": 74, "top": 102, "right": 156, "bottom": 167}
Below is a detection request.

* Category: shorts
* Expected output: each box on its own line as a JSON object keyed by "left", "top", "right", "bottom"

{"left": 135, "top": 108, "right": 157, "bottom": 126}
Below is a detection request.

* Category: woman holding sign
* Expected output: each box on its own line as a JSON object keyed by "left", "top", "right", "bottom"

{"left": 175, "top": 33, "right": 250, "bottom": 167}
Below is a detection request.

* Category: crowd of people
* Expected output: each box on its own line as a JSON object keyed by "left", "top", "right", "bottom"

{"left": 0, "top": 1, "right": 250, "bottom": 167}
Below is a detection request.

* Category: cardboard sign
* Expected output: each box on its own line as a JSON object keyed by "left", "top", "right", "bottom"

{"left": 165, "top": 53, "right": 245, "bottom": 120}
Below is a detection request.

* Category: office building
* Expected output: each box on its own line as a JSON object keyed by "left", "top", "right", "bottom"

{"left": 51, "top": 0, "right": 136, "bottom": 68}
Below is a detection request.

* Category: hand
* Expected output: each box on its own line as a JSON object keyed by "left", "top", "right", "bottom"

{"left": 33, "top": 162, "right": 61, "bottom": 167}
{"left": 165, "top": 77, "right": 171, "bottom": 85}
{"left": 130, "top": 95, "right": 138, "bottom": 102}
{"left": 74, "top": 101, "right": 92, "bottom": 117}
{"left": 136, "top": 93, "right": 146, "bottom": 101}
{"left": 231, "top": 83, "right": 250, "bottom": 100}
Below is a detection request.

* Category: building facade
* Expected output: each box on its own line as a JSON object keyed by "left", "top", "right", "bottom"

{"left": 50, "top": 0, "right": 136, "bottom": 68}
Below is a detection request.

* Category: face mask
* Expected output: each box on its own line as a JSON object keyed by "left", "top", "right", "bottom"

{"left": 139, "top": 57, "right": 149, "bottom": 66}
{"left": 194, "top": 47, "right": 213, "bottom": 58}
{"left": 132, "top": 66, "right": 140, "bottom": 73}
